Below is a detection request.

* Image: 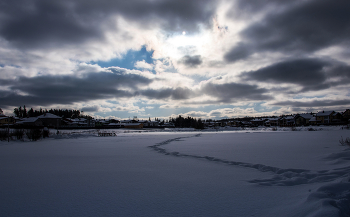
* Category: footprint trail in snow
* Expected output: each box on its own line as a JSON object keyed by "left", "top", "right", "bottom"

{"left": 148, "top": 134, "right": 350, "bottom": 187}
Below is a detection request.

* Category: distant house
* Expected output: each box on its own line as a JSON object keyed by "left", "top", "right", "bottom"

{"left": 65, "top": 117, "right": 95, "bottom": 127}
{"left": 331, "top": 112, "right": 343, "bottom": 124}
{"left": 250, "top": 118, "right": 266, "bottom": 126}
{"left": 265, "top": 117, "right": 279, "bottom": 126}
{"left": 138, "top": 120, "right": 149, "bottom": 127}
{"left": 149, "top": 121, "right": 159, "bottom": 127}
{"left": 240, "top": 121, "right": 252, "bottom": 127}
{"left": 316, "top": 111, "right": 335, "bottom": 124}
{"left": 16, "top": 117, "right": 43, "bottom": 127}
{"left": 63, "top": 118, "right": 77, "bottom": 126}
{"left": 309, "top": 117, "right": 320, "bottom": 125}
{"left": 204, "top": 121, "right": 214, "bottom": 128}
{"left": 0, "top": 116, "right": 16, "bottom": 126}
{"left": 343, "top": 109, "right": 350, "bottom": 123}
{"left": 37, "top": 113, "right": 62, "bottom": 128}
{"left": 294, "top": 113, "right": 314, "bottom": 126}
{"left": 73, "top": 118, "right": 88, "bottom": 126}
{"left": 226, "top": 121, "right": 235, "bottom": 127}
{"left": 280, "top": 116, "right": 295, "bottom": 126}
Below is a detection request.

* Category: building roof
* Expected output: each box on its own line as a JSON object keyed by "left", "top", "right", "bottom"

{"left": 316, "top": 111, "right": 334, "bottom": 116}
{"left": 298, "top": 113, "right": 314, "bottom": 119}
{"left": 309, "top": 117, "right": 316, "bottom": 121}
{"left": 16, "top": 117, "right": 40, "bottom": 124}
{"left": 283, "top": 116, "right": 294, "bottom": 120}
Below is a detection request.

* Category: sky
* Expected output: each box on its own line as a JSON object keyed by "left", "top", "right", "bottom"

{"left": 1, "top": 0, "right": 350, "bottom": 120}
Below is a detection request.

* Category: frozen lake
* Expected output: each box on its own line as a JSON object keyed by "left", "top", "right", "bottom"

{"left": 1, "top": 129, "right": 350, "bottom": 216}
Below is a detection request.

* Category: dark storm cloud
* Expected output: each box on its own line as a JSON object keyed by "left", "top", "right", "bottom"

{"left": 225, "top": 0, "right": 350, "bottom": 62}
{"left": 178, "top": 55, "right": 203, "bottom": 68}
{"left": 200, "top": 82, "right": 272, "bottom": 103}
{"left": 139, "top": 81, "right": 272, "bottom": 106}
{"left": 223, "top": 43, "right": 252, "bottom": 62}
{"left": 242, "top": 58, "right": 327, "bottom": 85}
{"left": 0, "top": 70, "right": 151, "bottom": 107}
{"left": 140, "top": 87, "right": 194, "bottom": 100}
{"left": 328, "top": 64, "right": 350, "bottom": 79}
{"left": 134, "top": 81, "right": 272, "bottom": 103}
{"left": 102, "top": 0, "right": 216, "bottom": 32}
{"left": 230, "top": 0, "right": 295, "bottom": 18}
{"left": 0, "top": 0, "right": 216, "bottom": 49}
{"left": 1, "top": 68, "right": 273, "bottom": 108}
{"left": 242, "top": 58, "right": 350, "bottom": 92}
{"left": 0, "top": 1, "right": 103, "bottom": 48}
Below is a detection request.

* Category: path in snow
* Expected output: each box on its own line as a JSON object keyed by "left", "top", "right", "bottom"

{"left": 149, "top": 134, "right": 350, "bottom": 186}
{"left": 149, "top": 133, "right": 350, "bottom": 216}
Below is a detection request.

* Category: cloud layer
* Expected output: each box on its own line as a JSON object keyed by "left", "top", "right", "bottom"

{"left": 1, "top": 0, "right": 350, "bottom": 119}
{"left": 225, "top": 0, "right": 350, "bottom": 62}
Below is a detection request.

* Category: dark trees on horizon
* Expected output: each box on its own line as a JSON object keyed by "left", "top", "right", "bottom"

{"left": 13, "top": 105, "right": 81, "bottom": 119}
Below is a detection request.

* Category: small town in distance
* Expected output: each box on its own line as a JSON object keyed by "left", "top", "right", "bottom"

{"left": 1, "top": 106, "right": 350, "bottom": 130}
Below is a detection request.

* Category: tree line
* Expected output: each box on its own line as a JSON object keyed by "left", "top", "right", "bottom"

{"left": 169, "top": 115, "right": 204, "bottom": 129}
{"left": 13, "top": 105, "right": 82, "bottom": 119}
{"left": 10, "top": 105, "right": 211, "bottom": 129}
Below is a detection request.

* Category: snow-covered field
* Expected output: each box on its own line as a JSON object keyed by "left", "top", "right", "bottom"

{"left": 1, "top": 128, "right": 350, "bottom": 217}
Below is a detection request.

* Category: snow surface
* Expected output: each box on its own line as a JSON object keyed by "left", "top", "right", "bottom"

{"left": 1, "top": 128, "right": 350, "bottom": 217}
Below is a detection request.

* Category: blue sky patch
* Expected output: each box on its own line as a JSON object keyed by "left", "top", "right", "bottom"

{"left": 93, "top": 46, "right": 154, "bottom": 70}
